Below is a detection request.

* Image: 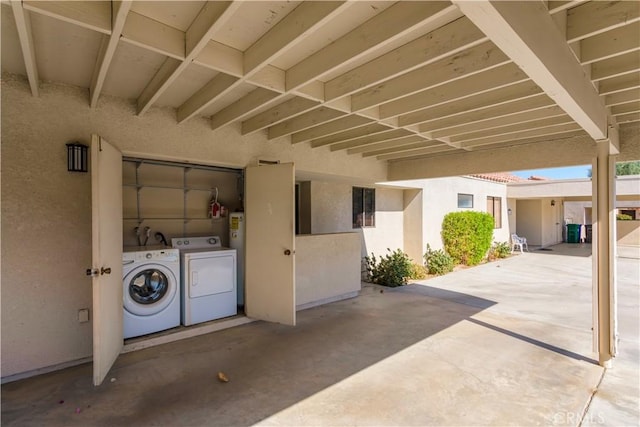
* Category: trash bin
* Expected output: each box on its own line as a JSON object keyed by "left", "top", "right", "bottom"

{"left": 585, "top": 224, "right": 593, "bottom": 243}
{"left": 566, "top": 224, "right": 580, "bottom": 243}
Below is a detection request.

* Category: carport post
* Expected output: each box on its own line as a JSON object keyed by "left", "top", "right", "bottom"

{"left": 592, "top": 129, "right": 619, "bottom": 368}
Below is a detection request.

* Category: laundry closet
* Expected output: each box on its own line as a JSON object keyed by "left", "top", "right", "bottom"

{"left": 121, "top": 158, "right": 246, "bottom": 341}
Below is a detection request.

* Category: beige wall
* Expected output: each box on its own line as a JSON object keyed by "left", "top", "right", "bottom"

{"left": 361, "top": 187, "right": 405, "bottom": 258}
{"left": 415, "top": 176, "right": 510, "bottom": 250}
{"left": 516, "top": 200, "right": 542, "bottom": 245}
{"left": 0, "top": 75, "right": 389, "bottom": 379}
{"left": 403, "top": 189, "right": 423, "bottom": 263}
{"left": 617, "top": 221, "right": 640, "bottom": 246}
{"left": 295, "top": 233, "right": 361, "bottom": 310}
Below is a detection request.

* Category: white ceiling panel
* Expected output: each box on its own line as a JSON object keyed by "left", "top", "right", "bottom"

{"left": 30, "top": 12, "right": 102, "bottom": 88}
{"left": 101, "top": 41, "right": 167, "bottom": 101}
{"left": 213, "top": 1, "right": 302, "bottom": 52}
{"left": 129, "top": 1, "right": 205, "bottom": 32}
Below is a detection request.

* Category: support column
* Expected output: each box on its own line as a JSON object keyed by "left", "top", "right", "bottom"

{"left": 592, "top": 130, "right": 618, "bottom": 368}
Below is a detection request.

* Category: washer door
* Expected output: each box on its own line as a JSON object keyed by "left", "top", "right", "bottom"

{"left": 123, "top": 263, "right": 177, "bottom": 316}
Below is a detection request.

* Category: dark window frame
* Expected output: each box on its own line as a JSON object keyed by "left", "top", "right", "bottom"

{"left": 353, "top": 187, "right": 376, "bottom": 228}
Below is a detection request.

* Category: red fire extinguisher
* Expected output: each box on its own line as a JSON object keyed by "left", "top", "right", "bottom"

{"left": 210, "top": 188, "right": 221, "bottom": 219}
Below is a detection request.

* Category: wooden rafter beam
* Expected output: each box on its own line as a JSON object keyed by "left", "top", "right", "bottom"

{"left": 11, "top": 0, "right": 40, "bottom": 97}
{"left": 290, "top": 116, "right": 373, "bottom": 144}
{"left": 453, "top": 0, "right": 608, "bottom": 139}
{"left": 566, "top": 1, "right": 640, "bottom": 43}
{"left": 90, "top": 0, "right": 132, "bottom": 108}
{"left": 328, "top": 129, "right": 413, "bottom": 151}
{"left": 286, "top": 2, "right": 458, "bottom": 91}
{"left": 325, "top": 16, "right": 486, "bottom": 100}
{"left": 138, "top": 1, "right": 241, "bottom": 116}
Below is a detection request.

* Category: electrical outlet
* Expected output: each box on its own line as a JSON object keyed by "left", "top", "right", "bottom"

{"left": 78, "top": 308, "right": 90, "bottom": 323}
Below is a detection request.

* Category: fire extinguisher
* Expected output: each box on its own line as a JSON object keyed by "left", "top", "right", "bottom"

{"left": 209, "top": 188, "right": 221, "bottom": 219}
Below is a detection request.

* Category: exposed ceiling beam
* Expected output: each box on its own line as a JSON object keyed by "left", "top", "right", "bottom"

{"left": 241, "top": 97, "right": 321, "bottom": 135}
{"left": 429, "top": 104, "right": 566, "bottom": 138}
{"left": 453, "top": 0, "right": 608, "bottom": 139}
{"left": 90, "top": 0, "right": 132, "bottom": 108}
{"left": 290, "top": 116, "right": 373, "bottom": 144}
{"left": 328, "top": 129, "right": 413, "bottom": 151}
{"left": 350, "top": 136, "right": 430, "bottom": 155}
{"left": 122, "top": 11, "right": 185, "bottom": 60}
{"left": 137, "top": 1, "right": 241, "bottom": 116}
{"left": 362, "top": 141, "right": 442, "bottom": 158}
{"left": 450, "top": 115, "right": 575, "bottom": 143}
{"left": 590, "top": 51, "right": 640, "bottom": 82}
{"left": 210, "top": 88, "right": 280, "bottom": 131}
{"left": 23, "top": 0, "right": 110, "bottom": 34}
{"left": 244, "top": 1, "right": 346, "bottom": 75}
{"left": 268, "top": 108, "right": 346, "bottom": 140}
{"left": 286, "top": 2, "right": 458, "bottom": 91}
{"left": 324, "top": 16, "right": 486, "bottom": 100}
{"left": 566, "top": 1, "right": 640, "bottom": 43}
{"left": 380, "top": 62, "right": 529, "bottom": 119}
{"left": 181, "top": 2, "right": 349, "bottom": 128}
{"left": 579, "top": 22, "right": 640, "bottom": 65}
{"left": 598, "top": 73, "right": 640, "bottom": 95}
{"left": 605, "top": 88, "right": 640, "bottom": 107}
{"left": 548, "top": 1, "right": 587, "bottom": 15}
{"left": 399, "top": 80, "right": 543, "bottom": 127}
{"left": 377, "top": 145, "right": 457, "bottom": 161}
{"left": 461, "top": 123, "right": 582, "bottom": 149}
{"left": 351, "top": 41, "right": 510, "bottom": 111}
{"left": 10, "top": 1, "right": 39, "bottom": 97}
{"left": 308, "top": 123, "right": 392, "bottom": 148}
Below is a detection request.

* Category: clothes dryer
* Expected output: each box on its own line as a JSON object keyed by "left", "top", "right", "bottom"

{"left": 122, "top": 246, "right": 180, "bottom": 339}
{"left": 172, "top": 236, "right": 237, "bottom": 326}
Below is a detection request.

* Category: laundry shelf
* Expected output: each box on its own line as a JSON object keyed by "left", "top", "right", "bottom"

{"left": 123, "top": 184, "right": 214, "bottom": 192}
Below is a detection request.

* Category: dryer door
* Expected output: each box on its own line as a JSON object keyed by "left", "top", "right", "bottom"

{"left": 186, "top": 253, "right": 235, "bottom": 298}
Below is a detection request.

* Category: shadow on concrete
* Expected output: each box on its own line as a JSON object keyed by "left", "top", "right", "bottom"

{"left": 466, "top": 318, "right": 598, "bottom": 365}
{"left": 1, "top": 286, "right": 495, "bottom": 427}
{"left": 533, "top": 243, "right": 592, "bottom": 258}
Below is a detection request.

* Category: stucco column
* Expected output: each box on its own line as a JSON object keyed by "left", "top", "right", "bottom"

{"left": 592, "top": 133, "right": 618, "bottom": 368}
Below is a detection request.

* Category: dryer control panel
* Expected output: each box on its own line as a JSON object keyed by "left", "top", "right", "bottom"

{"left": 171, "top": 236, "right": 222, "bottom": 249}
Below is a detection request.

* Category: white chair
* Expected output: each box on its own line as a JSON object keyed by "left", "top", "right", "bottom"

{"left": 511, "top": 233, "right": 528, "bottom": 253}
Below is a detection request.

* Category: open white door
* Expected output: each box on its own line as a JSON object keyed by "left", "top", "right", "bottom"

{"left": 90, "top": 135, "right": 123, "bottom": 386}
{"left": 245, "top": 163, "right": 295, "bottom": 326}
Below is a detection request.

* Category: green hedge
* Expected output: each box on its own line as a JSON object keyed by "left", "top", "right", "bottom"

{"left": 442, "top": 211, "right": 494, "bottom": 266}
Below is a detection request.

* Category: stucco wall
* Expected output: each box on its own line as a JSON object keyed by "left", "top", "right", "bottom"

{"left": 403, "top": 189, "right": 423, "bottom": 262}
{"left": 419, "top": 177, "right": 510, "bottom": 250}
{"left": 295, "top": 233, "right": 361, "bottom": 309}
{"left": 361, "top": 187, "right": 405, "bottom": 258}
{"left": 516, "top": 200, "right": 542, "bottom": 245}
{"left": 617, "top": 221, "right": 640, "bottom": 246}
{"left": 0, "top": 75, "right": 389, "bottom": 379}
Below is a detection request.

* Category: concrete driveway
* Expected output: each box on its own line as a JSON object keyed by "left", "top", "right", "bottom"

{"left": 2, "top": 244, "right": 638, "bottom": 426}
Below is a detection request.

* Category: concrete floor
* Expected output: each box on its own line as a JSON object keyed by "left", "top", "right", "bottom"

{"left": 2, "top": 244, "right": 638, "bottom": 426}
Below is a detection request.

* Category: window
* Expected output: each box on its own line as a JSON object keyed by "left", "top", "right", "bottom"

{"left": 353, "top": 187, "right": 375, "bottom": 228}
{"left": 458, "top": 193, "right": 473, "bottom": 208}
{"left": 487, "top": 196, "right": 502, "bottom": 229}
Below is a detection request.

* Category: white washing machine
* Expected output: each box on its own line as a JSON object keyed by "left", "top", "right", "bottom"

{"left": 122, "top": 246, "right": 181, "bottom": 339}
{"left": 171, "top": 236, "right": 237, "bottom": 326}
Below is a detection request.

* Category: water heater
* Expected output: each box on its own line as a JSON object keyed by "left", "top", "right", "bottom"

{"left": 229, "top": 212, "right": 245, "bottom": 306}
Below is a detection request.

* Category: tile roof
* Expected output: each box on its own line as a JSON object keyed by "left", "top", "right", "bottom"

{"left": 468, "top": 172, "right": 527, "bottom": 183}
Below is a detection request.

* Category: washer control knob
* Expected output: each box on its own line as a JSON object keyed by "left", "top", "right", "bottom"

{"left": 145, "top": 253, "right": 152, "bottom": 259}
{"left": 184, "top": 240, "right": 190, "bottom": 245}
{"left": 208, "top": 238, "right": 218, "bottom": 245}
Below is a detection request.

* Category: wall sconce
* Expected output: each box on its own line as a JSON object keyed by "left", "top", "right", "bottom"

{"left": 508, "top": 208, "right": 513, "bottom": 215}
{"left": 66, "top": 142, "right": 88, "bottom": 172}
{"left": 550, "top": 199, "right": 556, "bottom": 206}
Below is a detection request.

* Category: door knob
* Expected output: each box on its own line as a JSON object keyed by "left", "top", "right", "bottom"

{"left": 101, "top": 267, "right": 112, "bottom": 275}
{"left": 284, "top": 249, "right": 291, "bottom": 256}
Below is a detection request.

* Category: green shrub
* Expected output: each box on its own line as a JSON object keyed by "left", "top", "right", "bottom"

{"left": 487, "top": 241, "right": 511, "bottom": 261}
{"left": 441, "top": 211, "right": 494, "bottom": 266}
{"left": 424, "top": 244, "right": 454, "bottom": 275}
{"left": 616, "top": 213, "right": 633, "bottom": 221}
{"left": 408, "top": 262, "right": 428, "bottom": 280}
{"left": 364, "top": 249, "right": 412, "bottom": 287}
